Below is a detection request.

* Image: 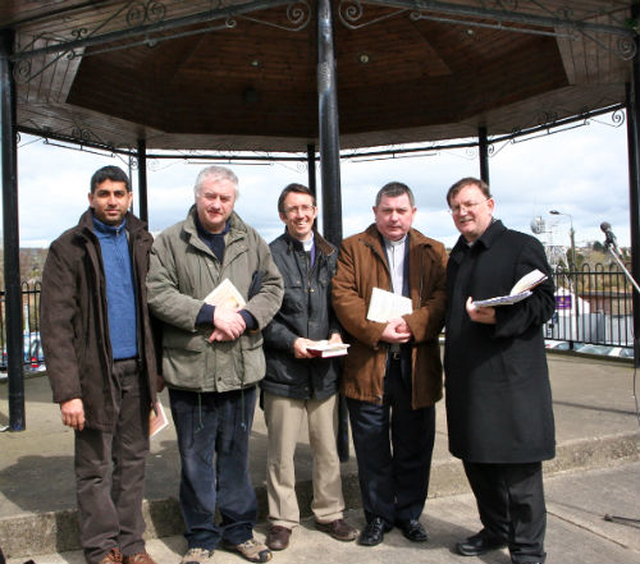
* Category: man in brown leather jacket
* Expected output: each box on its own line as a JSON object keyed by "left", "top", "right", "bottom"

{"left": 332, "top": 182, "right": 447, "bottom": 547}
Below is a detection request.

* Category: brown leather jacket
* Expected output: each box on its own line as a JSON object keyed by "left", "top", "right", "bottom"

{"left": 41, "top": 209, "right": 158, "bottom": 431}
{"left": 331, "top": 224, "right": 447, "bottom": 408}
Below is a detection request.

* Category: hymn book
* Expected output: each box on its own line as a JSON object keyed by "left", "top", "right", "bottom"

{"left": 472, "top": 269, "right": 548, "bottom": 307}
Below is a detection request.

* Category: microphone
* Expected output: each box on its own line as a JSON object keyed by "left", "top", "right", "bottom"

{"left": 600, "top": 222, "right": 617, "bottom": 248}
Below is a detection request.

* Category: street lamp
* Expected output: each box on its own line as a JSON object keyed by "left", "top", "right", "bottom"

{"left": 549, "top": 209, "right": 576, "bottom": 267}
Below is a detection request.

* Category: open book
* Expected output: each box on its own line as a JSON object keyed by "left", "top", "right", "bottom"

{"left": 472, "top": 269, "right": 548, "bottom": 307}
{"left": 204, "top": 278, "right": 246, "bottom": 308}
{"left": 306, "top": 340, "right": 350, "bottom": 358}
{"left": 366, "top": 287, "right": 413, "bottom": 323}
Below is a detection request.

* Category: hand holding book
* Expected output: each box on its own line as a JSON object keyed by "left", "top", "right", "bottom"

{"left": 472, "top": 269, "right": 548, "bottom": 307}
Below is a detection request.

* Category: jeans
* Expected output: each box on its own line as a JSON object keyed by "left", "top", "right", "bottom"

{"left": 169, "top": 386, "right": 258, "bottom": 550}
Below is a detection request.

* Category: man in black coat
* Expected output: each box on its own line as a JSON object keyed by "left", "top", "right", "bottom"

{"left": 261, "top": 184, "right": 358, "bottom": 551}
{"left": 444, "top": 177, "right": 556, "bottom": 564}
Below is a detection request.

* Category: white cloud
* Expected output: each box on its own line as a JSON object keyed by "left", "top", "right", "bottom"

{"left": 11, "top": 113, "right": 632, "bottom": 252}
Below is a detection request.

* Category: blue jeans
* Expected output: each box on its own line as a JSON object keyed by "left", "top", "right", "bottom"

{"left": 169, "top": 386, "right": 258, "bottom": 550}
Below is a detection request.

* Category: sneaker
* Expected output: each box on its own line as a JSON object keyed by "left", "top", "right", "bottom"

{"left": 180, "top": 547, "right": 215, "bottom": 564}
{"left": 221, "top": 538, "right": 272, "bottom": 562}
{"left": 98, "top": 548, "right": 123, "bottom": 564}
{"left": 123, "top": 552, "right": 157, "bottom": 564}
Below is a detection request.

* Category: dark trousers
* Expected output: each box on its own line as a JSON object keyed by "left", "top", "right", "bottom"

{"left": 169, "top": 386, "right": 258, "bottom": 550}
{"left": 346, "top": 358, "right": 436, "bottom": 527}
{"left": 463, "top": 460, "right": 547, "bottom": 564}
{"left": 75, "top": 359, "right": 150, "bottom": 564}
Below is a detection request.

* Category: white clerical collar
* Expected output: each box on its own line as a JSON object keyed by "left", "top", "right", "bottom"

{"left": 302, "top": 232, "right": 314, "bottom": 252}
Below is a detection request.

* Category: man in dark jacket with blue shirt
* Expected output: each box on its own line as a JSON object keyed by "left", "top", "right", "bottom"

{"left": 41, "top": 166, "right": 159, "bottom": 564}
{"left": 262, "top": 184, "right": 358, "bottom": 551}
{"left": 444, "top": 177, "right": 556, "bottom": 564}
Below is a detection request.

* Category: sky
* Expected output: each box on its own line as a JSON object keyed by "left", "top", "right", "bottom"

{"left": 12, "top": 110, "right": 631, "bottom": 252}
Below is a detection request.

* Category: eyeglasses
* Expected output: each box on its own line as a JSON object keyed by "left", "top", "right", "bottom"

{"left": 449, "top": 198, "right": 491, "bottom": 215}
{"left": 284, "top": 204, "right": 316, "bottom": 216}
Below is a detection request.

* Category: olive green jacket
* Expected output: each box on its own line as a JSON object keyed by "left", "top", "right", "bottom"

{"left": 146, "top": 206, "right": 284, "bottom": 392}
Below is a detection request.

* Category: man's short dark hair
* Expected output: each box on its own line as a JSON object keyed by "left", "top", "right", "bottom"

{"left": 446, "top": 177, "right": 491, "bottom": 206}
{"left": 375, "top": 182, "right": 415, "bottom": 207}
{"left": 90, "top": 166, "right": 131, "bottom": 194}
{"left": 277, "top": 183, "right": 316, "bottom": 214}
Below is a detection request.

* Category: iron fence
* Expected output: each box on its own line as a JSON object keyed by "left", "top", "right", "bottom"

{"left": 0, "top": 281, "right": 44, "bottom": 371}
{"left": 0, "top": 266, "right": 636, "bottom": 370}
{"left": 546, "top": 263, "right": 634, "bottom": 350}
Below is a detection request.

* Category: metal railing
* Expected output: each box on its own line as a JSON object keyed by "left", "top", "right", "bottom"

{"left": 0, "top": 281, "right": 44, "bottom": 371}
{"left": 546, "top": 263, "right": 634, "bottom": 349}
{"left": 0, "top": 267, "right": 636, "bottom": 370}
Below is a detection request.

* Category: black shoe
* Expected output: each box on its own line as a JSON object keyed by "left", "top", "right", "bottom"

{"left": 456, "top": 530, "right": 507, "bottom": 556}
{"left": 397, "top": 519, "right": 428, "bottom": 542}
{"left": 358, "top": 517, "right": 391, "bottom": 547}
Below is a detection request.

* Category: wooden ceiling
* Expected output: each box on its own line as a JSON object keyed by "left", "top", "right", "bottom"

{"left": 0, "top": 0, "right": 634, "bottom": 152}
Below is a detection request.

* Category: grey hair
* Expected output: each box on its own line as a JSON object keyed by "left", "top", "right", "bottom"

{"left": 194, "top": 165, "right": 239, "bottom": 198}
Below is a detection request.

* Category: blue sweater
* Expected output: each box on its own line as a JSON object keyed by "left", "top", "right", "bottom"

{"left": 93, "top": 216, "right": 138, "bottom": 360}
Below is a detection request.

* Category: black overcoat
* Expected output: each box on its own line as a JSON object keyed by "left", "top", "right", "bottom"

{"left": 444, "top": 220, "right": 556, "bottom": 463}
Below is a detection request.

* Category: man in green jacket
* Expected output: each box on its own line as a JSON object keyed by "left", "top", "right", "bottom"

{"left": 147, "top": 166, "right": 283, "bottom": 564}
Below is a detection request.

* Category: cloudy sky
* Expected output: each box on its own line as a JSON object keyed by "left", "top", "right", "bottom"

{"left": 14, "top": 110, "right": 630, "bottom": 252}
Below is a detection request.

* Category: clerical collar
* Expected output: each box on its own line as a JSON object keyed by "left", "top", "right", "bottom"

{"left": 301, "top": 232, "right": 315, "bottom": 252}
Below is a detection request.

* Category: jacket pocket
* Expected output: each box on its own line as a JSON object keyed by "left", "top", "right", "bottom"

{"left": 241, "top": 332, "right": 266, "bottom": 385}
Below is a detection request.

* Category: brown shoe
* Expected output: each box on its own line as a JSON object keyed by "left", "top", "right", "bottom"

{"left": 98, "top": 548, "right": 123, "bottom": 564}
{"left": 316, "top": 518, "right": 359, "bottom": 542}
{"left": 123, "top": 552, "right": 157, "bottom": 564}
{"left": 266, "top": 525, "right": 292, "bottom": 551}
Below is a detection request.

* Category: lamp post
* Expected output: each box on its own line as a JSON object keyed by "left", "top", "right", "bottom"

{"left": 549, "top": 209, "right": 576, "bottom": 267}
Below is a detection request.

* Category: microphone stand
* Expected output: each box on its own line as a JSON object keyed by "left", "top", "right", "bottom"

{"left": 604, "top": 239, "right": 640, "bottom": 294}
{"left": 602, "top": 237, "right": 640, "bottom": 527}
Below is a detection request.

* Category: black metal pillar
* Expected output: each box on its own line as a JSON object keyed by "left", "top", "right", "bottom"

{"left": 626, "top": 76, "right": 640, "bottom": 367}
{"left": 0, "top": 30, "right": 24, "bottom": 430}
{"left": 316, "top": 0, "right": 348, "bottom": 462}
{"left": 306, "top": 143, "right": 317, "bottom": 199}
{"left": 478, "top": 126, "right": 490, "bottom": 185}
{"left": 317, "top": 0, "right": 342, "bottom": 247}
{"left": 137, "top": 139, "right": 148, "bottom": 224}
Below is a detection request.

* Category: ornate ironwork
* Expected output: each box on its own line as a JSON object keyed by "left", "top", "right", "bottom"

{"left": 340, "top": 1, "right": 637, "bottom": 60}
{"left": 239, "top": 1, "right": 311, "bottom": 32}
{"left": 338, "top": 1, "right": 407, "bottom": 30}
{"left": 12, "top": 1, "right": 311, "bottom": 83}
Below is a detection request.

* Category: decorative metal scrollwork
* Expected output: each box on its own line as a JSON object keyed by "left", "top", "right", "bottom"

{"left": 126, "top": 0, "right": 167, "bottom": 28}
{"left": 338, "top": 0, "right": 407, "bottom": 30}
{"left": 239, "top": 1, "right": 311, "bottom": 32}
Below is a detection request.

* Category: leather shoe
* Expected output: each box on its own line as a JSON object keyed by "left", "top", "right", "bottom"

{"left": 358, "top": 516, "right": 391, "bottom": 547}
{"left": 266, "top": 525, "right": 291, "bottom": 551}
{"left": 456, "top": 529, "right": 507, "bottom": 556}
{"left": 397, "top": 519, "right": 428, "bottom": 542}
{"left": 316, "top": 519, "right": 358, "bottom": 541}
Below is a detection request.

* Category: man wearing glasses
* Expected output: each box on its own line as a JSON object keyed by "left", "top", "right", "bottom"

{"left": 444, "top": 177, "right": 556, "bottom": 564}
{"left": 262, "top": 184, "right": 358, "bottom": 551}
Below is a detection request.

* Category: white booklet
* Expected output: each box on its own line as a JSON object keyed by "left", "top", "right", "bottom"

{"left": 366, "top": 287, "right": 413, "bottom": 322}
{"left": 204, "top": 278, "right": 246, "bottom": 309}
{"left": 306, "top": 340, "right": 351, "bottom": 358}
{"left": 473, "top": 269, "right": 548, "bottom": 307}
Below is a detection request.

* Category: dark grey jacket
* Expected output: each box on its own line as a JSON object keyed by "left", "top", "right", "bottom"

{"left": 262, "top": 230, "right": 341, "bottom": 400}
